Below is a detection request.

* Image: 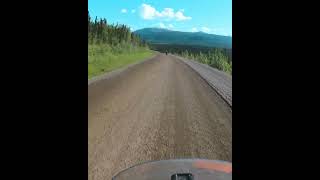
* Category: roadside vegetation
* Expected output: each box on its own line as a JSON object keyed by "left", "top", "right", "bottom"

{"left": 176, "top": 49, "right": 232, "bottom": 74}
{"left": 149, "top": 43, "right": 232, "bottom": 75}
{"left": 88, "top": 12, "right": 154, "bottom": 78}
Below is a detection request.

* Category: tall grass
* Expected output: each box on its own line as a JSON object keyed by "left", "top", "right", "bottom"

{"left": 88, "top": 43, "right": 154, "bottom": 79}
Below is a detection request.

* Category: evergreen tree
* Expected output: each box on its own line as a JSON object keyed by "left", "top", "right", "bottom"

{"left": 88, "top": 14, "right": 146, "bottom": 48}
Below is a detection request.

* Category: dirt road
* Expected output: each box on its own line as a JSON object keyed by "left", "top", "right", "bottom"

{"left": 88, "top": 54, "right": 232, "bottom": 180}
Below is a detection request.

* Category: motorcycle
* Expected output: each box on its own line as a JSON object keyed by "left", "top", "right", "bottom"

{"left": 112, "top": 159, "right": 232, "bottom": 180}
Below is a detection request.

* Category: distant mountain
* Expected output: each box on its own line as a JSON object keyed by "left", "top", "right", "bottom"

{"left": 134, "top": 28, "right": 232, "bottom": 49}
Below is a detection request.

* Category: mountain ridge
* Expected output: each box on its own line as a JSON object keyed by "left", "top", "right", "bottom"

{"left": 134, "top": 28, "right": 232, "bottom": 49}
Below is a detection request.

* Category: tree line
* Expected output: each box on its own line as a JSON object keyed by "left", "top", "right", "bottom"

{"left": 88, "top": 12, "right": 147, "bottom": 47}
{"left": 175, "top": 49, "right": 232, "bottom": 74}
{"left": 150, "top": 43, "right": 232, "bottom": 62}
{"left": 151, "top": 43, "right": 232, "bottom": 74}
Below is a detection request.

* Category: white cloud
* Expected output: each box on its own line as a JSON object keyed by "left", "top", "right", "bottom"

{"left": 121, "top": 9, "right": 127, "bottom": 13}
{"left": 131, "top": 9, "right": 136, "bottom": 13}
{"left": 191, "top": 27, "right": 198, "bottom": 32}
{"left": 201, "top": 27, "right": 211, "bottom": 33}
{"left": 159, "top": 22, "right": 166, "bottom": 28}
{"left": 161, "top": 8, "right": 175, "bottom": 19}
{"left": 158, "top": 23, "right": 174, "bottom": 29}
{"left": 140, "top": 4, "right": 157, "bottom": 19}
{"left": 175, "top": 11, "right": 191, "bottom": 21}
{"left": 139, "top": 4, "right": 191, "bottom": 21}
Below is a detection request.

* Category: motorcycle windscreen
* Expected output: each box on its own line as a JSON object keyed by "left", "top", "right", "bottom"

{"left": 112, "top": 159, "right": 232, "bottom": 180}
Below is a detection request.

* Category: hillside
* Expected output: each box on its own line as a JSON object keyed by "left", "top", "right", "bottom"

{"left": 134, "top": 28, "right": 232, "bottom": 49}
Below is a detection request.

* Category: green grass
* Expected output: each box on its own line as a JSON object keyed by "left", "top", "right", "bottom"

{"left": 88, "top": 44, "right": 154, "bottom": 79}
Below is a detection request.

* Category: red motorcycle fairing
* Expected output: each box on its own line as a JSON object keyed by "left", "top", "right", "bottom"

{"left": 112, "top": 159, "right": 232, "bottom": 180}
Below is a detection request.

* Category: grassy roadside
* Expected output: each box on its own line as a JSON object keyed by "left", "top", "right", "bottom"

{"left": 88, "top": 44, "right": 155, "bottom": 79}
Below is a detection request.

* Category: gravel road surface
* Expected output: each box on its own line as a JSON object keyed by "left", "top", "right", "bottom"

{"left": 88, "top": 53, "right": 232, "bottom": 180}
{"left": 172, "top": 55, "right": 232, "bottom": 106}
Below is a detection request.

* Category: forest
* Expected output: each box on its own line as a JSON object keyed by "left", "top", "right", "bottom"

{"left": 88, "top": 12, "right": 153, "bottom": 78}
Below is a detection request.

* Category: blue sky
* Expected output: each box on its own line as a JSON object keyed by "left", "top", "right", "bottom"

{"left": 88, "top": 0, "right": 232, "bottom": 36}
